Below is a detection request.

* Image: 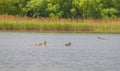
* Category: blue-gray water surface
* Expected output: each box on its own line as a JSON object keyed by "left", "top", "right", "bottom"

{"left": 0, "top": 32, "right": 120, "bottom": 71}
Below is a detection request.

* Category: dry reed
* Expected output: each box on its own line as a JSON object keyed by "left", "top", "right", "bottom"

{"left": 0, "top": 15, "right": 120, "bottom": 33}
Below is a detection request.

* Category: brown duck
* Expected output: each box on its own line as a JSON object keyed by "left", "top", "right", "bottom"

{"left": 35, "top": 41, "right": 47, "bottom": 46}
{"left": 65, "top": 42, "right": 71, "bottom": 46}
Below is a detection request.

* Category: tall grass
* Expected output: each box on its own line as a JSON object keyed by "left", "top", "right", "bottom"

{"left": 0, "top": 15, "right": 120, "bottom": 33}
{"left": 0, "top": 22, "right": 93, "bottom": 32}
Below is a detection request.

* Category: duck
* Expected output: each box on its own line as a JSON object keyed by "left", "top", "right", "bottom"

{"left": 65, "top": 42, "right": 71, "bottom": 46}
{"left": 97, "top": 36, "right": 106, "bottom": 40}
{"left": 35, "top": 41, "right": 47, "bottom": 46}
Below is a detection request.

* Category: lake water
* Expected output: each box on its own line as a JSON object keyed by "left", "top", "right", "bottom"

{"left": 0, "top": 32, "right": 120, "bottom": 71}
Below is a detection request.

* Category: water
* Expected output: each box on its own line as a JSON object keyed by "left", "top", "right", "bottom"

{"left": 0, "top": 32, "right": 120, "bottom": 71}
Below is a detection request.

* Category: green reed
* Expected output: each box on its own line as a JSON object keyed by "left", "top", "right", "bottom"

{"left": 0, "top": 15, "right": 120, "bottom": 33}
{"left": 0, "top": 21, "right": 93, "bottom": 32}
{"left": 0, "top": 21, "right": 120, "bottom": 33}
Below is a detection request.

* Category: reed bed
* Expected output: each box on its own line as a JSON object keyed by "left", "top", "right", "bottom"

{"left": 0, "top": 15, "right": 120, "bottom": 33}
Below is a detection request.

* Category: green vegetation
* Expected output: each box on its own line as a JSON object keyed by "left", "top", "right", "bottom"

{"left": 0, "top": 0, "right": 120, "bottom": 19}
{"left": 0, "top": 15, "right": 120, "bottom": 33}
{"left": 0, "top": 0, "right": 120, "bottom": 33}
{"left": 0, "top": 22, "right": 93, "bottom": 32}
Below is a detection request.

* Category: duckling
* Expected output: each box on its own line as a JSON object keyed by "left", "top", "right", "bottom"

{"left": 65, "top": 42, "right": 71, "bottom": 46}
{"left": 97, "top": 36, "right": 106, "bottom": 40}
{"left": 35, "top": 41, "right": 47, "bottom": 46}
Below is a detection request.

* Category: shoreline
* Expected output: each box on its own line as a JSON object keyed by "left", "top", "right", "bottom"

{"left": 0, "top": 30, "right": 120, "bottom": 34}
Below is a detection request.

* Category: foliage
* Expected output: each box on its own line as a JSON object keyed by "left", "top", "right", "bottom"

{"left": 0, "top": 0, "right": 120, "bottom": 19}
{"left": 100, "top": 8, "right": 118, "bottom": 19}
{"left": 26, "top": 0, "right": 47, "bottom": 17}
{"left": 0, "top": 0, "right": 29, "bottom": 15}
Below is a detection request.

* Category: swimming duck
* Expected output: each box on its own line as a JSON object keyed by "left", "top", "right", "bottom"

{"left": 65, "top": 42, "right": 71, "bottom": 46}
{"left": 35, "top": 41, "right": 47, "bottom": 46}
{"left": 97, "top": 36, "right": 106, "bottom": 40}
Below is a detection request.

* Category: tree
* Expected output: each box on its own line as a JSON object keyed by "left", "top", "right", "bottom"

{"left": 75, "top": 0, "right": 103, "bottom": 19}
{"left": 25, "top": 0, "right": 47, "bottom": 17}
{"left": 100, "top": 8, "right": 118, "bottom": 19}
{"left": 46, "top": 0, "right": 73, "bottom": 18}
{"left": 0, "top": 0, "right": 120, "bottom": 19}
{"left": 0, "top": 0, "right": 29, "bottom": 15}
{"left": 100, "top": 0, "right": 119, "bottom": 19}
{"left": 45, "top": 0, "right": 61, "bottom": 18}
